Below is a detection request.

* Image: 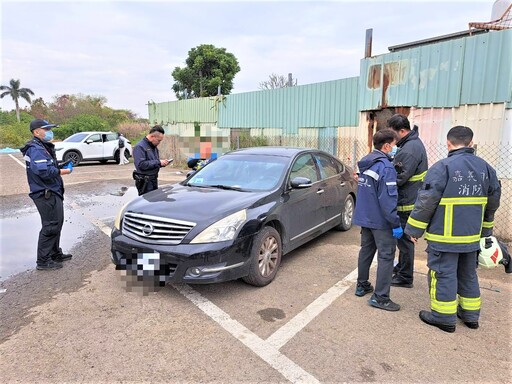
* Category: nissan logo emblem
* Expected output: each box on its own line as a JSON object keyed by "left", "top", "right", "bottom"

{"left": 142, "top": 223, "right": 154, "bottom": 236}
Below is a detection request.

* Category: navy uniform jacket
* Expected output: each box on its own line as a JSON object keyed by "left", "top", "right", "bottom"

{"left": 20, "top": 138, "right": 64, "bottom": 200}
{"left": 353, "top": 150, "right": 401, "bottom": 230}
{"left": 133, "top": 137, "right": 161, "bottom": 177}
{"left": 393, "top": 128, "right": 428, "bottom": 212}
{"left": 405, "top": 147, "right": 501, "bottom": 252}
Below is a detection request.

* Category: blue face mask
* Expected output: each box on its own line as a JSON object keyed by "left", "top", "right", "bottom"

{"left": 388, "top": 145, "right": 398, "bottom": 157}
{"left": 43, "top": 130, "right": 54, "bottom": 142}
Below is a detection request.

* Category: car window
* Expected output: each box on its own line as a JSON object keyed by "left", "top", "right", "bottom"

{"left": 314, "top": 153, "right": 339, "bottom": 179}
{"left": 187, "top": 155, "right": 287, "bottom": 191}
{"left": 87, "top": 134, "right": 102, "bottom": 143}
{"left": 64, "top": 133, "right": 88, "bottom": 143}
{"left": 106, "top": 133, "right": 118, "bottom": 141}
{"left": 289, "top": 154, "right": 319, "bottom": 182}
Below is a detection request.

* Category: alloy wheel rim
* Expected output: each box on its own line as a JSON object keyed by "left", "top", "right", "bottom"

{"left": 343, "top": 199, "right": 354, "bottom": 226}
{"left": 258, "top": 236, "right": 278, "bottom": 277}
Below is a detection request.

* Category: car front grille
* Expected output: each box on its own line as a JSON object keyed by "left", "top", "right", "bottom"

{"left": 122, "top": 211, "right": 196, "bottom": 245}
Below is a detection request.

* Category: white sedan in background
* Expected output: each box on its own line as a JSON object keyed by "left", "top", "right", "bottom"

{"left": 54, "top": 131, "right": 132, "bottom": 165}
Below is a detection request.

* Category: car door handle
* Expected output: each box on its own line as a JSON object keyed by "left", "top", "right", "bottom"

{"left": 316, "top": 189, "right": 325, "bottom": 194}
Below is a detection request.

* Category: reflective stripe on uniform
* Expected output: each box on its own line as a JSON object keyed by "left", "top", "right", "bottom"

{"left": 425, "top": 233, "right": 481, "bottom": 243}
{"left": 386, "top": 181, "right": 397, "bottom": 186}
{"left": 407, "top": 216, "right": 428, "bottom": 229}
{"left": 363, "top": 169, "right": 379, "bottom": 181}
{"left": 482, "top": 221, "right": 494, "bottom": 228}
{"left": 430, "top": 270, "right": 457, "bottom": 315}
{"left": 458, "top": 295, "right": 481, "bottom": 311}
{"left": 397, "top": 204, "right": 415, "bottom": 212}
{"left": 425, "top": 196, "right": 488, "bottom": 243}
{"left": 409, "top": 170, "right": 427, "bottom": 182}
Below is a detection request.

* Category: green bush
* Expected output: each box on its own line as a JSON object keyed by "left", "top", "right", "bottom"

{"left": 54, "top": 114, "right": 110, "bottom": 140}
{"left": 0, "top": 121, "right": 32, "bottom": 149}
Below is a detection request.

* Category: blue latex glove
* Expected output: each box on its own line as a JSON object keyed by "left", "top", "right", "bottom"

{"left": 392, "top": 226, "right": 403, "bottom": 239}
{"left": 63, "top": 162, "right": 73, "bottom": 173}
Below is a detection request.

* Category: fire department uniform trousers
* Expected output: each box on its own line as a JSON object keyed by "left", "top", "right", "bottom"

{"left": 427, "top": 248, "right": 481, "bottom": 324}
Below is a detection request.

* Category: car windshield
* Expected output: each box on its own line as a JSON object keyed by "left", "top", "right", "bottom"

{"left": 64, "top": 133, "right": 89, "bottom": 143}
{"left": 187, "top": 154, "right": 288, "bottom": 191}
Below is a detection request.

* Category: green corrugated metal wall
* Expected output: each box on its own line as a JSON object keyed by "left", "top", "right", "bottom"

{"left": 148, "top": 98, "right": 218, "bottom": 125}
{"left": 217, "top": 77, "right": 359, "bottom": 133}
{"left": 358, "top": 29, "right": 512, "bottom": 110}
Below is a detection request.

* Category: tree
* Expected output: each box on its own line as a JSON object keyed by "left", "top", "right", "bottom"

{"left": 0, "top": 79, "right": 35, "bottom": 122}
{"left": 172, "top": 44, "right": 240, "bottom": 99}
{"left": 259, "top": 73, "right": 298, "bottom": 90}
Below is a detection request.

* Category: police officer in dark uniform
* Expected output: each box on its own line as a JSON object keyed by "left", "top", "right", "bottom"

{"left": 20, "top": 119, "right": 74, "bottom": 270}
{"left": 353, "top": 129, "right": 403, "bottom": 312}
{"left": 405, "top": 126, "right": 501, "bottom": 332}
{"left": 387, "top": 114, "right": 428, "bottom": 288}
{"left": 133, "top": 125, "right": 171, "bottom": 195}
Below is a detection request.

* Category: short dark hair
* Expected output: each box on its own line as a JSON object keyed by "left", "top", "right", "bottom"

{"left": 447, "top": 126, "right": 473, "bottom": 146}
{"left": 387, "top": 114, "right": 411, "bottom": 131}
{"left": 373, "top": 129, "right": 398, "bottom": 150}
{"left": 149, "top": 125, "right": 165, "bottom": 135}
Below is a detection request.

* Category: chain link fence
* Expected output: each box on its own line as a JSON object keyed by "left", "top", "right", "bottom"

{"left": 230, "top": 133, "right": 512, "bottom": 241}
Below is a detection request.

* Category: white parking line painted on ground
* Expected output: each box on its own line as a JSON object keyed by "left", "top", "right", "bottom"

{"left": 174, "top": 284, "right": 320, "bottom": 384}
{"left": 266, "top": 268, "right": 359, "bottom": 350}
{"left": 9, "top": 154, "right": 25, "bottom": 168}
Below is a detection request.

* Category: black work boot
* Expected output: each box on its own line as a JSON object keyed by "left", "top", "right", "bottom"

{"left": 52, "top": 253, "right": 73, "bottom": 262}
{"left": 36, "top": 260, "right": 63, "bottom": 270}
{"left": 419, "top": 310, "right": 455, "bottom": 333}
{"left": 457, "top": 313, "right": 479, "bottom": 329}
{"left": 390, "top": 276, "right": 413, "bottom": 288}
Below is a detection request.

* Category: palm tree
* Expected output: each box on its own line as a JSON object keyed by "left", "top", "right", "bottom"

{"left": 0, "top": 79, "right": 35, "bottom": 122}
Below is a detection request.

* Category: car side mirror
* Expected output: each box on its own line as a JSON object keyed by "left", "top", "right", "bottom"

{"left": 86, "top": 139, "right": 93, "bottom": 144}
{"left": 290, "top": 177, "right": 312, "bottom": 189}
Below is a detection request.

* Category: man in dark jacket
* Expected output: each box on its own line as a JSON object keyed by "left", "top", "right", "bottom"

{"left": 133, "top": 125, "right": 171, "bottom": 195}
{"left": 353, "top": 129, "right": 403, "bottom": 312}
{"left": 21, "top": 119, "right": 74, "bottom": 270}
{"left": 387, "top": 114, "right": 428, "bottom": 288}
{"left": 405, "top": 126, "right": 501, "bottom": 332}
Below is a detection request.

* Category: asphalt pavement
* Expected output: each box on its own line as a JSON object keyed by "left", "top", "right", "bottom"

{"left": 0, "top": 152, "right": 510, "bottom": 383}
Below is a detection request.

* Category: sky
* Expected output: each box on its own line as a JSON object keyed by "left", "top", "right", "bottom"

{"left": 0, "top": 0, "right": 499, "bottom": 119}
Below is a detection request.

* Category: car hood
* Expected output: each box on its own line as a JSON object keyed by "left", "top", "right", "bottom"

{"left": 124, "top": 183, "right": 270, "bottom": 224}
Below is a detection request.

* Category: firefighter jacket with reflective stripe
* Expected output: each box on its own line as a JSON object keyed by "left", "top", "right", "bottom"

{"left": 134, "top": 137, "right": 161, "bottom": 177}
{"left": 393, "top": 128, "right": 428, "bottom": 212}
{"left": 20, "top": 138, "right": 65, "bottom": 200}
{"left": 405, "top": 147, "right": 501, "bottom": 252}
{"left": 353, "top": 149, "right": 401, "bottom": 230}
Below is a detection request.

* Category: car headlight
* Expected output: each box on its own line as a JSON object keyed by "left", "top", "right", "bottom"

{"left": 191, "top": 209, "right": 247, "bottom": 244}
{"left": 114, "top": 202, "right": 130, "bottom": 230}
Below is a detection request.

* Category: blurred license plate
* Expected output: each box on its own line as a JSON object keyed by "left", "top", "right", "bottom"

{"left": 137, "top": 252, "right": 160, "bottom": 271}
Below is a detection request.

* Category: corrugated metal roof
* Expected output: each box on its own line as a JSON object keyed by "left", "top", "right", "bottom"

{"left": 218, "top": 77, "right": 359, "bottom": 133}
{"left": 148, "top": 97, "right": 218, "bottom": 125}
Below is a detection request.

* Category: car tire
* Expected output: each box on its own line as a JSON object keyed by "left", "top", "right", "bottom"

{"left": 64, "top": 150, "right": 81, "bottom": 166}
{"left": 335, "top": 194, "right": 354, "bottom": 231}
{"left": 243, "top": 226, "right": 282, "bottom": 287}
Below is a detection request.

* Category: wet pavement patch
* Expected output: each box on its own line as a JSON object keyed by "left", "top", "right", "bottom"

{"left": 257, "top": 307, "right": 286, "bottom": 322}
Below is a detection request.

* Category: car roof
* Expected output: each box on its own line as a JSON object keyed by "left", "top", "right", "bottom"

{"left": 74, "top": 131, "right": 114, "bottom": 134}
{"left": 226, "top": 146, "right": 316, "bottom": 158}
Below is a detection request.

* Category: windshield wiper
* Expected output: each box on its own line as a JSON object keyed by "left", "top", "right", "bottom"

{"left": 209, "top": 184, "right": 244, "bottom": 191}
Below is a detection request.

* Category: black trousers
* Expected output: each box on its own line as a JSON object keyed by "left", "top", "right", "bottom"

{"left": 33, "top": 193, "right": 64, "bottom": 264}
{"left": 357, "top": 227, "right": 397, "bottom": 300}
{"left": 135, "top": 176, "right": 158, "bottom": 196}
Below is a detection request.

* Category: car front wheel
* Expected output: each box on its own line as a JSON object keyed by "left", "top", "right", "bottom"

{"left": 243, "top": 226, "right": 282, "bottom": 287}
{"left": 64, "top": 150, "right": 81, "bottom": 166}
{"left": 335, "top": 194, "right": 354, "bottom": 231}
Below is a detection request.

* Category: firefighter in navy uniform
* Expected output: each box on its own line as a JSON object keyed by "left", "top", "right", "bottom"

{"left": 387, "top": 114, "right": 428, "bottom": 288}
{"left": 133, "top": 125, "right": 171, "bottom": 195}
{"left": 405, "top": 126, "right": 501, "bottom": 332}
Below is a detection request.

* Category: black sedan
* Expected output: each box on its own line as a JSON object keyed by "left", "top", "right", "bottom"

{"left": 111, "top": 147, "right": 357, "bottom": 287}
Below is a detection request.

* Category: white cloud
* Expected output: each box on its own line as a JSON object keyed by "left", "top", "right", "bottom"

{"left": 1, "top": 0, "right": 496, "bottom": 118}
